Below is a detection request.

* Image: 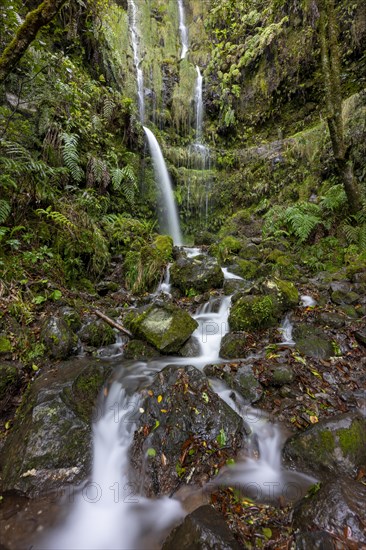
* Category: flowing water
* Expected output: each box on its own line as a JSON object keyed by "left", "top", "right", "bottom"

{"left": 195, "top": 66, "right": 204, "bottom": 143}
{"left": 143, "top": 126, "right": 183, "bottom": 245}
{"left": 39, "top": 258, "right": 316, "bottom": 549}
{"left": 155, "top": 264, "right": 172, "bottom": 295}
{"left": 279, "top": 315, "right": 295, "bottom": 345}
{"left": 129, "top": 0, "right": 145, "bottom": 123}
{"left": 177, "top": 0, "right": 189, "bottom": 59}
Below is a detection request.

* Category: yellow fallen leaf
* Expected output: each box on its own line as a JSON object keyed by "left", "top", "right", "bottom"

{"left": 160, "top": 409, "right": 168, "bottom": 413}
{"left": 157, "top": 395, "right": 163, "bottom": 403}
{"left": 309, "top": 415, "right": 318, "bottom": 424}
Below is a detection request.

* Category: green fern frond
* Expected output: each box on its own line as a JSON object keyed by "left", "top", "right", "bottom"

{"left": 103, "top": 96, "right": 115, "bottom": 121}
{"left": 86, "top": 156, "right": 110, "bottom": 189}
{"left": 0, "top": 200, "right": 11, "bottom": 224}
{"left": 61, "top": 133, "right": 84, "bottom": 183}
{"left": 319, "top": 185, "right": 347, "bottom": 212}
{"left": 36, "top": 206, "right": 77, "bottom": 232}
{"left": 111, "top": 165, "right": 137, "bottom": 206}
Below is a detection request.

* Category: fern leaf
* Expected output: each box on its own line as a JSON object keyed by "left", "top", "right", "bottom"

{"left": 61, "top": 133, "right": 84, "bottom": 183}
{"left": 0, "top": 200, "right": 11, "bottom": 224}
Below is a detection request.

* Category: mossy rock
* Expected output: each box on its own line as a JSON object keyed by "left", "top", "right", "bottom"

{"left": 219, "top": 332, "right": 248, "bottom": 359}
{"left": 331, "top": 289, "right": 360, "bottom": 305}
{"left": 170, "top": 255, "right": 224, "bottom": 294}
{"left": 125, "top": 303, "right": 198, "bottom": 353}
{"left": 0, "top": 334, "right": 12, "bottom": 354}
{"left": 238, "top": 243, "right": 261, "bottom": 260}
{"left": 271, "top": 366, "right": 294, "bottom": 386}
{"left": 62, "top": 364, "right": 112, "bottom": 423}
{"left": 261, "top": 278, "right": 299, "bottom": 310}
{"left": 209, "top": 236, "right": 243, "bottom": 264}
{"left": 79, "top": 320, "right": 116, "bottom": 348}
{"left": 293, "top": 324, "right": 334, "bottom": 360}
{"left": 40, "top": 316, "right": 78, "bottom": 360}
{"left": 123, "top": 339, "right": 158, "bottom": 360}
{"left": 228, "top": 294, "right": 281, "bottom": 331}
{"left": 283, "top": 412, "right": 366, "bottom": 479}
{"left": 0, "top": 360, "right": 94, "bottom": 496}
{"left": 153, "top": 235, "right": 173, "bottom": 260}
{"left": 236, "top": 259, "right": 260, "bottom": 279}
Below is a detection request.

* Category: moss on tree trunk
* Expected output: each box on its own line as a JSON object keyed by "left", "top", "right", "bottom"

{"left": 318, "top": 0, "right": 363, "bottom": 213}
{"left": 0, "top": 0, "right": 67, "bottom": 83}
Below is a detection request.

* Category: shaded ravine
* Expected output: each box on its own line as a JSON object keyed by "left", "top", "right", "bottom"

{"left": 38, "top": 260, "right": 316, "bottom": 549}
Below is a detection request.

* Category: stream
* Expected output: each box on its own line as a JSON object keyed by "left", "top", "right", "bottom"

{"left": 36, "top": 257, "right": 316, "bottom": 549}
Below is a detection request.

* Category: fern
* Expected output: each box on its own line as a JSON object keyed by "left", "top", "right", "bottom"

{"left": 61, "top": 133, "right": 84, "bottom": 183}
{"left": 36, "top": 207, "right": 77, "bottom": 232}
{"left": 86, "top": 156, "right": 110, "bottom": 190}
{"left": 284, "top": 203, "right": 322, "bottom": 243}
{"left": 319, "top": 185, "right": 347, "bottom": 213}
{"left": 111, "top": 165, "right": 137, "bottom": 206}
{"left": 0, "top": 200, "right": 11, "bottom": 224}
{"left": 103, "top": 95, "right": 115, "bottom": 121}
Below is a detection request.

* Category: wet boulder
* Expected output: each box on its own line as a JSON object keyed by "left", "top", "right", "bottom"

{"left": 283, "top": 412, "right": 366, "bottom": 479}
{"left": 293, "top": 324, "right": 333, "bottom": 360}
{"left": 293, "top": 479, "right": 366, "bottom": 546}
{"left": 162, "top": 505, "right": 241, "bottom": 550}
{"left": 40, "top": 316, "right": 77, "bottom": 360}
{"left": 228, "top": 294, "right": 282, "bottom": 331}
{"left": 261, "top": 278, "right": 299, "bottom": 310}
{"left": 0, "top": 359, "right": 110, "bottom": 496}
{"left": 123, "top": 339, "right": 158, "bottom": 360}
{"left": 125, "top": 303, "right": 198, "bottom": 353}
{"left": 79, "top": 319, "right": 116, "bottom": 348}
{"left": 131, "top": 365, "right": 245, "bottom": 497}
{"left": 219, "top": 332, "right": 248, "bottom": 359}
{"left": 295, "top": 531, "right": 341, "bottom": 550}
{"left": 170, "top": 255, "right": 224, "bottom": 294}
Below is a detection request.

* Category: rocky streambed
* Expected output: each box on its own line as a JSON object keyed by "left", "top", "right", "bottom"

{"left": 1, "top": 244, "right": 366, "bottom": 549}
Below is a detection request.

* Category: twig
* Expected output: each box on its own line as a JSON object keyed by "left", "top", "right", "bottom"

{"left": 94, "top": 309, "right": 132, "bottom": 338}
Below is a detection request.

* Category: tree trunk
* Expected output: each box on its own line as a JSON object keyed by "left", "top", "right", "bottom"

{"left": 0, "top": 0, "right": 68, "bottom": 83}
{"left": 318, "top": 0, "right": 363, "bottom": 213}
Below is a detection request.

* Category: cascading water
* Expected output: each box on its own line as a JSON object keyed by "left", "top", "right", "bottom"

{"left": 195, "top": 66, "right": 204, "bottom": 143}
{"left": 155, "top": 263, "right": 172, "bottom": 295}
{"left": 177, "top": 0, "right": 189, "bottom": 59}
{"left": 143, "top": 126, "right": 183, "bottom": 245}
{"left": 129, "top": 0, "right": 145, "bottom": 123}
{"left": 40, "top": 254, "right": 316, "bottom": 548}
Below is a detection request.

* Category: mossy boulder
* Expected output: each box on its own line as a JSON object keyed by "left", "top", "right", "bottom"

{"left": 236, "top": 259, "right": 261, "bottom": 279}
{"left": 170, "top": 255, "right": 224, "bottom": 294}
{"left": 228, "top": 294, "right": 281, "bottom": 331}
{"left": 123, "top": 339, "right": 158, "bottom": 360}
{"left": 261, "top": 278, "right": 299, "bottom": 310}
{"left": 270, "top": 366, "right": 294, "bottom": 386}
{"left": 40, "top": 316, "right": 78, "bottom": 360}
{"left": 153, "top": 235, "right": 173, "bottom": 260}
{"left": 125, "top": 303, "right": 198, "bottom": 353}
{"left": 79, "top": 320, "right": 116, "bottom": 348}
{"left": 238, "top": 242, "right": 261, "bottom": 260}
{"left": 283, "top": 412, "right": 366, "bottom": 479}
{"left": 219, "top": 332, "right": 248, "bottom": 359}
{"left": 209, "top": 236, "right": 244, "bottom": 263}
{"left": 131, "top": 365, "right": 245, "bottom": 497}
{"left": 293, "top": 324, "right": 334, "bottom": 360}
{"left": 0, "top": 360, "right": 103, "bottom": 496}
{"left": 62, "top": 363, "right": 112, "bottom": 423}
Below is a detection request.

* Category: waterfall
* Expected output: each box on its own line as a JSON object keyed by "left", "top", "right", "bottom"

{"left": 129, "top": 0, "right": 145, "bottom": 122}
{"left": 143, "top": 126, "right": 183, "bottom": 245}
{"left": 178, "top": 0, "right": 189, "bottom": 59}
{"left": 195, "top": 66, "right": 204, "bottom": 143}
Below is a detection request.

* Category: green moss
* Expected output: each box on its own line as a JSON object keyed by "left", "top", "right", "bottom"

{"left": 153, "top": 235, "right": 173, "bottom": 260}
{"left": 338, "top": 418, "right": 366, "bottom": 459}
{"left": 0, "top": 365, "right": 20, "bottom": 401}
{"left": 0, "top": 335, "right": 12, "bottom": 353}
{"left": 229, "top": 294, "right": 280, "bottom": 331}
{"left": 237, "top": 259, "right": 260, "bottom": 279}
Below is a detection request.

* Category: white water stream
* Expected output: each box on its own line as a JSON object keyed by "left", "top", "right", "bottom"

{"left": 177, "top": 0, "right": 189, "bottom": 59}
{"left": 143, "top": 126, "right": 183, "bottom": 245}
{"left": 39, "top": 262, "right": 316, "bottom": 548}
{"left": 129, "top": 0, "right": 145, "bottom": 123}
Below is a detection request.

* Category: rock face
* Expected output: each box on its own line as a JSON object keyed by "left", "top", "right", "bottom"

{"left": 125, "top": 303, "right": 198, "bottom": 353}
{"left": 293, "top": 479, "right": 366, "bottom": 545}
{"left": 123, "top": 339, "right": 158, "bottom": 360}
{"left": 162, "top": 505, "right": 241, "bottom": 550}
{"left": 0, "top": 359, "right": 110, "bottom": 496}
{"left": 40, "top": 316, "right": 78, "bottom": 359}
{"left": 293, "top": 324, "right": 334, "bottom": 360}
{"left": 131, "top": 366, "right": 244, "bottom": 497}
{"left": 170, "top": 255, "right": 224, "bottom": 294}
{"left": 0, "top": 363, "right": 22, "bottom": 414}
{"left": 283, "top": 412, "right": 366, "bottom": 478}
{"left": 79, "top": 319, "right": 116, "bottom": 347}
{"left": 204, "top": 363, "right": 263, "bottom": 405}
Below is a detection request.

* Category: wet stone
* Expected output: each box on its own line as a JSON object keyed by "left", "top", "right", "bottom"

{"left": 162, "top": 505, "right": 241, "bottom": 550}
